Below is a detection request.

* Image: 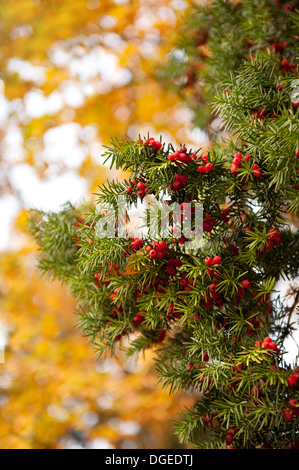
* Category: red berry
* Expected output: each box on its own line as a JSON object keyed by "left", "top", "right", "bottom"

{"left": 229, "top": 427, "right": 238, "bottom": 437}
{"left": 159, "top": 240, "right": 168, "bottom": 250}
{"left": 233, "top": 157, "right": 241, "bottom": 166}
{"left": 263, "top": 337, "right": 272, "bottom": 344}
{"left": 231, "top": 245, "right": 239, "bottom": 257}
{"left": 289, "top": 399, "right": 299, "bottom": 411}
{"left": 237, "top": 287, "right": 245, "bottom": 297}
{"left": 202, "top": 297, "right": 212, "bottom": 309}
{"left": 183, "top": 154, "right": 192, "bottom": 164}
{"left": 172, "top": 181, "right": 182, "bottom": 189}
{"left": 126, "top": 186, "right": 133, "bottom": 193}
{"left": 197, "top": 165, "right": 207, "bottom": 174}
{"left": 152, "top": 140, "right": 162, "bottom": 150}
{"left": 203, "top": 222, "right": 212, "bottom": 232}
{"left": 155, "top": 329, "right": 166, "bottom": 343}
{"left": 137, "top": 181, "right": 145, "bottom": 190}
{"left": 232, "top": 364, "right": 242, "bottom": 372}
{"left": 173, "top": 259, "right": 182, "bottom": 267}
{"left": 226, "top": 434, "right": 234, "bottom": 445}
{"left": 283, "top": 409, "right": 294, "bottom": 421}
{"left": 133, "top": 312, "right": 145, "bottom": 328}
{"left": 287, "top": 374, "right": 298, "bottom": 388}
{"left": 166, "top": 265, "right": 177, "bottom": 276}
{"left": 178, "top": 152, "right": 188, "bottom": 162}
{"left": 205, "top": 162, "right": 213, "bottom": 172}
{"left": 180, "top": 277, "right": 188, "bottom": 287}
{"left": 203, "top": 352, "right": 209, "bottom": 362}
{"left": 204, "top": 413, "right": 215, "bottom": 424}
{"left": 205, "top": 257, "right": 213, "bottom": 267}
{"left": 213, "top": 256, "right": 222, "bottom": 265}
{"left": 241, "top": 280, "right": 251, "bottom": 289}
{"left": 131, "top": 237, "right": 143, "bottom": 249}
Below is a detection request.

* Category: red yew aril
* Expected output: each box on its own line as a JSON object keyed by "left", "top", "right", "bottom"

{"left": 283, "top": 409, "right": 294, "bottom": 421}
{"left": 205, "top": 257, "right": 213, "bottom": 267}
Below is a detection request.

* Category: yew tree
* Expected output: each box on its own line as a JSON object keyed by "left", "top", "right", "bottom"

{"left": 30, "top": 0, "right": 299, "bottom": 449}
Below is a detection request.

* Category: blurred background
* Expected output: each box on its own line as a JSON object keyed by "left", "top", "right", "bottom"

{"left": 0, "top": 0, "right": 208, "bottom": 449}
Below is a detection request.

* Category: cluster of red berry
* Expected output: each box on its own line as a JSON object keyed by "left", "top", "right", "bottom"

{"left": 226, "top": 427, "right": 238, "bottom": 446}
{"left": 110, "top": 288, "right": 120, "bottom": 302}
{"left": 154, "top": 329, "right": 166, "bottom": 343}
{"left": 130, "top": 237, "right": 143, "bottom": 250}
{"left": 146, "top": 240, "right": 169, "bottom": 259}
{"left": 132, "top": 310, "right": 166, "bottom": 344}
{"left": 230, "top": 154, "right": 262, "bottom": 178}
{"left": 252, "top": 163, "right": 262, "bottom": 178}
{"left": 280, "top": 58, "right": 297, "bottom": 73}
{"left": 140, "top": 137, "right": 162, "bottom": 150}
{"left": 201, "top": 282, "right": 224, "bottom": 309}
{"left": 247, "top": 317, "right": 260, "bottom": 335}
{"left": 257, "top": 229, "right": 282, "bottom": 256}
{"left": 219, "top": 208, "right": 230, "bottom": 223}
{"left": 205, "top": 255, "right": 222, "bottom": 267}
{"left": 283, "top": 399, "right": 299, "bottom": 422}
{"left": 235, "top": 279, "right": 252, "bottom": 299}
{"left": 94, "top": 271, "right": 109, "bottom": 288}
{"left": 287, "top": 369, "right": 299, "bottom": 388}
{"left": 166, "top": 258, "right": 182, "bottom": 276}
{"left": 94, "top": 267, "right": 117, "bottom": 288}
{"left": 252, "top": 108, "right": 268, "bottom": 121}
{"left": 230, "top": 152, "right": 254, "bottom": 175}
{"left": 203, "top": 213, "right": 217, "bottom": 233}
{"left": 179, "top": 273, "right": 194, "bottom": 292}
{"left": 197, "top": 154, "right": 213, "bottom": 174}
{"left": 170, "top": 174, "right": 189, "bottom": 192}
{"left": 167, "top": 147, "right": 214, "bottom": 173}
{"left": 204, "top": 411, "right": 217, "bottom": 424}
{"left": 216, "top": 317, "right": 230, "bottom": 330}
{"left": 126, "top": 179, "right": 151, "bottom": 198}
{"left": 205, "top": 256, "right": 222, "bottom": 282}
{"left": 270, "top": 41, "right": 287, "bottom": 52}
{"left": 133, "top": 311, "right": 146, "bottom": 329}
{"left": 255, "top": 336, "right": 280, "bottom": 354}
{"left": 167, "top": 302, "right": 182, "bottom": 319}
{"left": 167, "top": 145, "right": 196, "bottom": 163}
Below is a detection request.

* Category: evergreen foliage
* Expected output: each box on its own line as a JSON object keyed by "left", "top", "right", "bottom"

{"left": 29, "top": 0, "right": 299, "bottom": 449}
